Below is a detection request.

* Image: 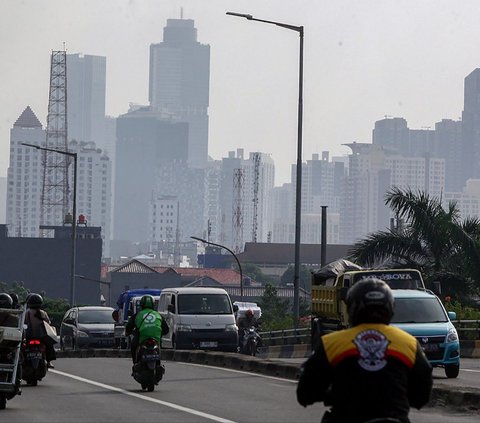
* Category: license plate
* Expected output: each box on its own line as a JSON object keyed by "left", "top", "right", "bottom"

{"left": 143, "top": 354, "right": 160, "bottom": 362}
{"left": 200, "top": 341, "right": 218, "bottom": 348}
{"left": 27, "top": 352, "right": 42, "bottom": 359}
{"left": 422, "top": 343, "right": 439, "bottom": 352}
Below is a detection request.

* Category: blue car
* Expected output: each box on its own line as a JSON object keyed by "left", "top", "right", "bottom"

{"left": 391, "top": 289, "right": 460, "bottom": 378}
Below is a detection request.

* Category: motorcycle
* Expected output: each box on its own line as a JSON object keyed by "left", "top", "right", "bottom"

{"left": 22, "top": 338, "right": 47, "bottom": 386}
{"left": 241, "top": 326, "right": 260, "bottom": 356}
{"left": 0, "top": 308, "right": 24, "bottom": 410}
{"left": 132, "top": 338, "right": 164, "bottom": 392}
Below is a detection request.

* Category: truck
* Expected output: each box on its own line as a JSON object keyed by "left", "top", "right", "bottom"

{"left": 113, "top": 288, "right": 162, "bottom": 349}
{"left": 310, "top": 260, "right": 427, "bottom": 346}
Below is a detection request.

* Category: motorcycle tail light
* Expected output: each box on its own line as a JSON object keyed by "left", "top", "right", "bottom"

{"left": 145, "top": 339, "right": 156, "bottom": 346}
{"left": 29, "top": 339, "right": 41, "bottom": 345}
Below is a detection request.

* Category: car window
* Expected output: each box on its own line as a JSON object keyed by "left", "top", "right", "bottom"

{"left": 78, "top": 309, "right": 115, "bottom": 324}
{"left": 178, "top": 294, "right": 232, "bottom": 315}
{"left": 391, "top": 297, "right": 448, "bottom": 323}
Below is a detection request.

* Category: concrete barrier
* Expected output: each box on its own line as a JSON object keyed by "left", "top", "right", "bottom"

{"left": 460, "top": 340, "right": 480, "bottom": 358}
{"left": 57, "top": 348, "right": 480, "bottom": 411}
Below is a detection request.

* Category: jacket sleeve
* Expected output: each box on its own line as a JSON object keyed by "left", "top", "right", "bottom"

{"left": 125, "top": 314, "right": 136, "bottom": 336}
{"left": 408, "top": 341, "right": 433, "bottom": 409}
{"left": 297, "top": 340, "right": 333, "bottom": 407}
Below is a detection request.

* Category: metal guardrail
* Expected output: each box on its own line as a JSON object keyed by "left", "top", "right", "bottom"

{"left": 259, "top": 327, "right": 310, "bottom": 346}
{"left": 452, "top": 320, "right": 480, "bottom": 339}
{"left": 260, "top": 320, "right": 480, "bottom": 346}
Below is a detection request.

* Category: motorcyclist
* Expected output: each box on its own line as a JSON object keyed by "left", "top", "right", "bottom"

{"left": 0, "top": 293, "right": 22, "bottom": 396}
{"left": 237, "top": 309, "right": 261, "bottom": 352}
{"left": 24, "top": 293, "right": 56, "bottom": 369}
{"left": 9, "top": 293, "right": 20, "bottom": 309}
{"left": 125, "top": 295, "right": 168, "bottom": 364}
{"left": 297, "top": 278, "right": 432, "bottom": 423}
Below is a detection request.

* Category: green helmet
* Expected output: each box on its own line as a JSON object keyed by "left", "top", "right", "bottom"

{"left": 140, "top": 295, "right": 155, "bottom": 310}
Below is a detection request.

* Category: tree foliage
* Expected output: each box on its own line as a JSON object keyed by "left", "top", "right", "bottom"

{"left": 257, "top": 283, "right": 292, "bottom": 330}
{"left": 349, "top": 187, "right": 480, "bottom": 301}
{"left": 280, "top": 264, "right": 312, "bottom": 291}
{"left": 239, "top": 262, "right": 273, "bottom": 284}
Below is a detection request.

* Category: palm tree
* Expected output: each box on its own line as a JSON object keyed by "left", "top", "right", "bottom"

{"left": 349, "top": 187, "right": 480, "bottom": 299}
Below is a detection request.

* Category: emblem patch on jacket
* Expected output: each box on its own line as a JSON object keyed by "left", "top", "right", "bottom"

{"left": 353, "top": 329, "right": 390, "bottom": 371}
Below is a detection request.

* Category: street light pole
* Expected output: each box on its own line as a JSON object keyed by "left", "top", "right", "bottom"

{"left": 191, "top": 236, "right": 244, "bottom": 302}
{"left": 226, "top": 12, "right": 304, "bottom": 326}
{"left": 22, "top": 143, "right": 78, "bottom": 306}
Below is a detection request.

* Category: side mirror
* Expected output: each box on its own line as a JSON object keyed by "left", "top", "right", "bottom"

{"left": 167, "top": 304, "right": 175, "bottom": 313}
{"left": 64, "top": 318, "right": 75, "bottom": 325}
{"left": 232, "top": 304, "right": 239, "bottom": 313}
{"left": 448, "top": 311, "right": 457, "bottom": 321}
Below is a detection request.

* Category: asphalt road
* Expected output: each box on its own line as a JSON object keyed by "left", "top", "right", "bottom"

{"left": 2, "top": 357, "right": 479, "bottom": 422}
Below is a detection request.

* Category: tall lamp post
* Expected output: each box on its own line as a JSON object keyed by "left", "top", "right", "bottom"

{"left": 226, "top": 12, "right": 304, "bottom": 325}
{"left": 22, "top": 143, "right": 78, "bottom": 306}
{"left": 191, "top": 236, "right": 244, "bottom": 302}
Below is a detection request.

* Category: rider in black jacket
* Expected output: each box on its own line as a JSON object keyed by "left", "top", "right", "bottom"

{"left": 297, "top": 278, "right": 432, "bottom": 423}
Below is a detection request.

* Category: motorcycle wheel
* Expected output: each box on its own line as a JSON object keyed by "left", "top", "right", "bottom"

{"left": 147, "top": 384, "right": 155, "bottom": 392}
{"left": 248, "top": 340, "right": 256, "bottom": 356}
{"left": 0, "top": 393, "right": 6, "bottom": 410}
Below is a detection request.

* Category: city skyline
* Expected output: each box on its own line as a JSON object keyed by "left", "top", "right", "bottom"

{"left": 2, "top": 1, "right": 479, "bottom": 186}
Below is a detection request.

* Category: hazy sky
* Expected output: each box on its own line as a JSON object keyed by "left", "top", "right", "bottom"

{"left": 1, "top": 0, "right": 479, "bottom": 185}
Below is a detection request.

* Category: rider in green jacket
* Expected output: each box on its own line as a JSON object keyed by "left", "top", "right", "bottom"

{"left": 125, "top": 295, "right": 169, "bottom": 363}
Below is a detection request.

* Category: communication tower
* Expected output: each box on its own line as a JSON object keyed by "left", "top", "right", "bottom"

{"left": 251, "top": 153, "right": 261, "bottom": 243}
{"left": 40, "top": 50, "right": 70, "bottom": 235}
{"left": 232, "top": 168, "right": 244, "bottom": 254}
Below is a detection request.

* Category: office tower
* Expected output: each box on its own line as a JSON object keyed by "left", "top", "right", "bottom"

{"left": 67, "top": 53, "right": 107, "bottom": 146}
{"left": 113, "top": 107, "right": 189, "bottom": 244}
{"left": 149, "top": 18, "right": 210, "bottom": 168}
{"left": 434, "top": 119, "right": 463, "bottom": 191}
{"left": 462, "top": 69, "right": 480, "bottom": 183}
{"left": 6, "top": 107, "right": 44, "bottom": 237}
{"left": 0, "top": 177, "right": 6, "bottom": 224}
{"left": 6, "top": 107, "right": 112, "bottom": 255}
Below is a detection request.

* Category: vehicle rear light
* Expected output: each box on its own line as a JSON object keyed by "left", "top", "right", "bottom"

{"left": 146, "top": 339, "right": 156, "bottom": 346}
{"left": 29, "top": 339, "right": 41, "bottom": 345}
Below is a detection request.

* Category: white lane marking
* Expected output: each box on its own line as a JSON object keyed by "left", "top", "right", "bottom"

{"left": 179, "top": 362, "right": 297, "bottom": 383}
{"left": 460, "top": 369, "right": 480, "bottom": 373}
{"left": 50, "top": 369, "right": 237, "bottom": 423}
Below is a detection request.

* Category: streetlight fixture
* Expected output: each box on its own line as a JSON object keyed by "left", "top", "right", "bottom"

{"left": 226, "top": 12, "right": 304, "bottom": 326}
{"left": 191, "top": 236, "right": 244, "bottom": 302}
{"left": 22, "top": 142, "right": 78, "bottom": 306}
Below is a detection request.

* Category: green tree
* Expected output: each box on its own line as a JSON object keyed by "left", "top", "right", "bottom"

{"left": 280, "top": 265, "right": 312, "bottom": 291}
{"left": 235, "top": 262, "right": 273, "bottom": 285}
{"left": 349, "top": 187, "right": 480, "bottom": 300}
{"left": 257, "top": 283, "right": 292, "bottom": 330}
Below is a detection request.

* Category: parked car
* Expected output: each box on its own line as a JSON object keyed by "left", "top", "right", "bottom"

{"left": 390, "top": 289, "right": 460, "bottom": 378}
{"left": 59, "top": 306, "right": 115, "bottom": 350}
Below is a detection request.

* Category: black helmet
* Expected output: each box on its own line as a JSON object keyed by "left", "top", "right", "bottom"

{"left": 27, "top": 293, "right": 43, "bottom": 309}
{"left": 9, "top": 293, "right": 19, "bottom": 307}
{"left": 140, "top": 295, "right": 154, "bottom": 310}
{"left": 346, "top": 278, "right": 394, "bottom": 326}
{"left": 0, "top": 293, "right": 13, "bottom": 309}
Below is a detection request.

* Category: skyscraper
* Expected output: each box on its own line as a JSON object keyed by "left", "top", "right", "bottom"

{"left": 67, "top": 53, "right": 107, "bottom": 146}
{"left": 462, "top": 68, "right": 480, "bottom": 183}
{"left": 149, "top": 19, "right": 210, "bottom": 168}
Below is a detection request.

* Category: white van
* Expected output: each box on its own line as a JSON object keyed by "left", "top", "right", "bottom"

{"left": 158, "top": 287, "right": 238, "bottom": 352}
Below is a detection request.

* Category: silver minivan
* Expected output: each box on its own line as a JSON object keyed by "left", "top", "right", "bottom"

{"left": 158, "top": 287, "right": 238, "bottom": 352}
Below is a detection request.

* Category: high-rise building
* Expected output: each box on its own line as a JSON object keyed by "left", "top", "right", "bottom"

{"left": 462, "top": 69, "right": 480, "bottom": 184}
{"left": 67, "top": 53, "right": 107, "bottom": 147}
{"left": 6, "top": 107, "right": 112, "bottom": 255}
{"left": 6, "top": 107, "right": 44, "bottom": 237}
{"left": 0, "top": 176, "right": 6, "bottom": 224}
{"left": 340, "top": 143, "right": 445, "bottom": 244}
{"left": 149, "top": 19, "right": 210, "bottom": 168}
{"left": 113, "top": 106, "right": 189, "bottom": 244}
